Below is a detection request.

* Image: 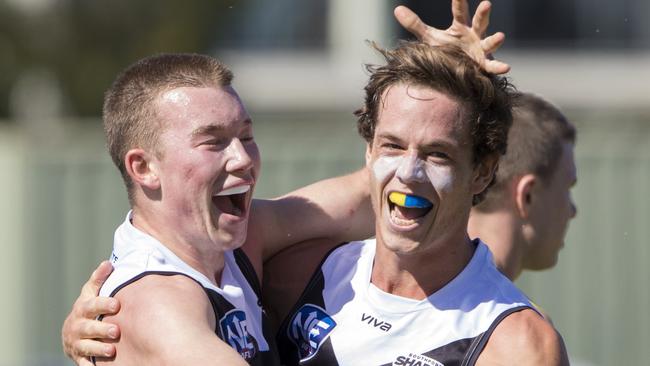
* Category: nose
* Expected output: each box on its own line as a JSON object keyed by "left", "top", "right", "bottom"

{"left": 225, "top": 138, "right": 254, "bottom": 173}
{"left": 395, "top": 153, "right": 428, "bottom": 184}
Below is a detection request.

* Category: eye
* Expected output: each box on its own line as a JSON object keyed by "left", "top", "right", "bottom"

{"left": 427, "top": 151, "right": 450, "bottom": 163}
{"left": 382, "top": 142, "right": 404, "bottom": 151}
{"left": 429, "top": 151, "right": 448, "bottom": 158}
{"left": 200, "top": 138, "right": 228, "bottom": 149}
{"left": 240, "top": 135, "right": 255, "bottom": 143}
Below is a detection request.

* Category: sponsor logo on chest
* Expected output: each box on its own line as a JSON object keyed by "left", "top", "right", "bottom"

{"left": 361, "top": 312, "right": 392, "bottom": 332}
{"left": 393, "top": 353, "right": 444, "bottom": 366}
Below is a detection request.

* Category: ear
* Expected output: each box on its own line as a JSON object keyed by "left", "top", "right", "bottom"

{"left": 471, "top": 154, "right": 499, "bottom": 194}
{"left": 124, "top": 148, "right": 161, "bottom": 190}
{"left": 514, "top": 174, "right": 537, "bottom": 220}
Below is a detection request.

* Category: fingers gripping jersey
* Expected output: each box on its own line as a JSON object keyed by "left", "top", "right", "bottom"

{"left": 98, "top": 212, "right": 279, "bottom": 365}
{"left": 277, "top": 239, "right": 535, "bottom": 366}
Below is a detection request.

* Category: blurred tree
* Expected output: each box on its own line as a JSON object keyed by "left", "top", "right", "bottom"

{"left": 0, "top": 0, "right": 237, "bottom": 119}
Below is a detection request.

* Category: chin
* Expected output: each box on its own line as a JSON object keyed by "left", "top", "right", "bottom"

{"left": 379, "top": 229, "right": 423, "bottom": 254}
{"left": 215, "top": 227, "right": 248, "bottom": 251}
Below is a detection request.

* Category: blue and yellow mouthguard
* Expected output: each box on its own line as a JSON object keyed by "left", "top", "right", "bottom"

{"left": 388, "top": 192, "right": 432, "bottom": 208}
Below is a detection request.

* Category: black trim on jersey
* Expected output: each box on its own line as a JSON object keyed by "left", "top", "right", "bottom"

{"left": 233, "top": 248, "right": 282, "bottom": 365}
{"left": 93, "top": 270, "right": 278, "bottom": 366}
{"left": 462, "top": 305, "right": 532, "bottom": 366}
{"left": 377, "top": 337, "right": 474, "bottom": 366}
{"left": 276, "top": 242, "right": 349, "bottom": 366}
{"left": 276, "top": 242, "right": 349, "bottom": 334}
{"left": 233, "top": 248, "right": 263, "bottom": 302}
{"left": 92, "top": 271, "right": 209, "bottom": 365}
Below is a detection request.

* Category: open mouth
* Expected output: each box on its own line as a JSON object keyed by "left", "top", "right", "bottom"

{"left": 212, "top": 185, "right": 251, "bottom": 217}
{"left": 387, "top": 191, "right": 433, "bottom": 226}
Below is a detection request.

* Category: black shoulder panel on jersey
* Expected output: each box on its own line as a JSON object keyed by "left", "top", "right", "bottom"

{"left": 276, "top": 242, "right": 348, "bottom": 366}
{"left": 462, "top": 305, "right": 532, "bottom": 366}
{"left": 233, "top": 248, "right": 263, "bottom": 300}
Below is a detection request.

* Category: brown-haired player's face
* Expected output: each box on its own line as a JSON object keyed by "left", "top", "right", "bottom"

{"left": 524, "top": 142, "right": 577, "bottom": 270}
{"left": 366, "top": 83, "right": 489, "bottom": 254}
{"left": 153, "top": 86, "right": 260, "bottom": 250}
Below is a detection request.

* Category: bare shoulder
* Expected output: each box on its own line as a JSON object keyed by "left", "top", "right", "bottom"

{"left": 476, "top": 308, "right": 570, "bottom": 366}
{"left": 113, "top": 274, "right": 213, "bottom": 324}
{"left": 96, "top": 274, "right": 245, "bottom": 365}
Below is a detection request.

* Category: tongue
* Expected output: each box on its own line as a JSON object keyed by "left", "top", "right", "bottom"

{"left": 213, "top": 195, "right": 236, "bottom": 215}
{"left": 394, "top": 205, "right": 429, "bottom": 220}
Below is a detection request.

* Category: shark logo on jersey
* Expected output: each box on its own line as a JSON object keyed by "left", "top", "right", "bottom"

{"left": 219, "top": 309, "right": 258, "bottom": 360}
{"left": 287, "top": 304, "right": 337, "bottom": 362}
{"left": 393, "top": 353, "right": 444, "bottom": 366}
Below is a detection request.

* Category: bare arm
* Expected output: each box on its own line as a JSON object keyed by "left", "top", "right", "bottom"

{"left": 62, "top": 262, "right": 121, "bottom": 365}
{"left": 477, "top": 309, "right": 570, "bottom": 365}
{"left": 245, "top": 168, "right": 374, "bottom": 263}
{"left": 95, "top": 275, "right": 247, "bottom": 366}
{"left": 395, "top": 0, "right": 510, "bottom": 74}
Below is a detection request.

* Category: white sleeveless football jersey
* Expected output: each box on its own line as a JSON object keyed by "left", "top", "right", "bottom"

{"left": 98, "top": 212, "right": 278, "bottom": 365}
{"left": 277, "top": 238, "right": 535, "bottom": 366}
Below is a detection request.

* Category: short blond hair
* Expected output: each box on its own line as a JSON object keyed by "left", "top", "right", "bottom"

{"left": 103, "top": 53, "right": 233, "bottom": 203}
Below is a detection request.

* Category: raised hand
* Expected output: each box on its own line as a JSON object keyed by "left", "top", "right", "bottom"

{"left": 394, "top": 0, "right": 510, "bottom": 74}
{"left": 61, "top": 261, "right": 121, "bottom": 366}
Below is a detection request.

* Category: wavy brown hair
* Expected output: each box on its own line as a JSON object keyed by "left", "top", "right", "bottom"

{"left": 354, "top": 42, "right": 515, "bottom": 204}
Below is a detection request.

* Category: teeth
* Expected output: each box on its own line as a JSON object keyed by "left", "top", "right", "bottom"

{"left": 390, "top": 207, "right": 416, "bottom": 226}
{"left": 215, "top": 185, "right": 250, "bottom": 196}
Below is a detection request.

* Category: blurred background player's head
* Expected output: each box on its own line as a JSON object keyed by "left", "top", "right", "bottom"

{"left": 469, "top": 92, "right": 577, "bottom": 280}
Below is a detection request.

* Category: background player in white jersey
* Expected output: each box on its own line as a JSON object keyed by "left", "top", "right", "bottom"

{"left": 276, "top": 41, "right": 569, "bottom": 366}
{"left": 468, "top": 92, "right": 578, "bottom": 281}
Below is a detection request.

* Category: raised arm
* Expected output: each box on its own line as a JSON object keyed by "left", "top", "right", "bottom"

{"left": 395, "top": 0, "right": 510, "bottom": 74}
{"left": 62, "top": 262, "right": 121, "bottom": 366}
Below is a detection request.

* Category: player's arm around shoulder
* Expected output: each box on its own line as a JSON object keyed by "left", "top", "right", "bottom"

{"left": 250, "top": 168, "right": 373, "bottom": 262}
{"left": 476, "top": 308, "right": 570, "bottom": 366}
{"left": 95, "top": 274, "right": 247, "bottom": 366}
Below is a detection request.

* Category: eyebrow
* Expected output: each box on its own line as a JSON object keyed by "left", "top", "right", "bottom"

{"left": 375, "top": 132, "right": 456, "bottom": 150}
{"left": 190, "top": 118, "right": 252, "bottom": 138}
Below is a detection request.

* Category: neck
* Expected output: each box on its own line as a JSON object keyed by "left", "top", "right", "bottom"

{"left": 130, "top": 206, "right": 226, "bottom": 286}
{"left": 371, "top": 232, "right": 475, "bottom": 300}
{"left": 468, "top": 208, "right": 523, "bottom": 280}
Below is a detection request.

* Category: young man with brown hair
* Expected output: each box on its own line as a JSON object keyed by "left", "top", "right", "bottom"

{"left": 276, "top": 42, "right": 569, "bottom": 366}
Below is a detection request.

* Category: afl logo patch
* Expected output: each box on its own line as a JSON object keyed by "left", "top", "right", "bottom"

{"left": 288, "top": 304, "right": 337, "bottom": 362}
{"left": 219, "top": 309, "right": 259, "bottom": 360}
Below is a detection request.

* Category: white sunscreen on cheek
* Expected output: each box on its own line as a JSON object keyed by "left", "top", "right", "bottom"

{"left": 424, "top": 163, "right": 454, "bottom": 193}
{"left": 372, "top": 154, "right": 455, "bottom": 195}
{"left": 372, "top": 155, "right": 401, "bottom": 184}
